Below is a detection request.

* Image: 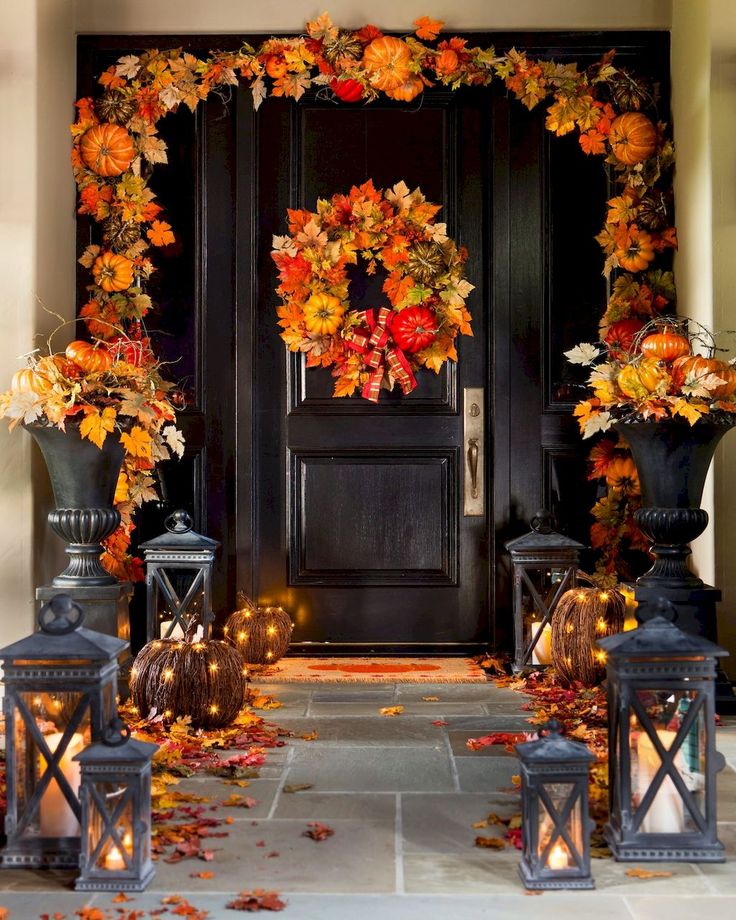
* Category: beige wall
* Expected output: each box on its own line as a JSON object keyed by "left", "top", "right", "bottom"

{"left": 13, "top": 0, "right": 736, "bottom": 661}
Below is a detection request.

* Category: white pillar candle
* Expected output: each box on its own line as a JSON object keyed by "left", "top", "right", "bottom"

{"left": 159, "top": 620, "right": 204, "bottom": 640}
{"left": 635, "top": 730, "right": 684, "bottom": 834}
{"left": 547, "top": 843, "right": 569, "bottom": 869}
{"left": 39, "top": 731, "right": 84, "bottom": 837}
{"left": 531, "top": 622, "right": 552, "bottom": 665}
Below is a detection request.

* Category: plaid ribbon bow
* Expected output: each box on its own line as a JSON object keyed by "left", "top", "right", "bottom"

{"left": 346, "top": 307, "right": 417, "bottom": 402}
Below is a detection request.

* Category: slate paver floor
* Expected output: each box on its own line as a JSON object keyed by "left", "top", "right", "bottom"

{"left": 1, "top": 679, "right": 736, "bottom": 919}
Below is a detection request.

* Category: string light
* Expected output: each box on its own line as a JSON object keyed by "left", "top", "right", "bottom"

{"left": 238, "top": 631, "right": 246, "bottom": 640}
{"left": 595, "top": 618, "right": 608, "bottom": 634}
{"left": 163, "top": 669, "right": 173, "bottom": 681}
{"left": 130, "top": 667, "right": 138, "bottom": 678}
{"left": 267, "top": 626, "right": 276, "bottom": 636}
{"left": 209, "top": 662, "right": 218, "bottom": 672}
{"left": 209, "top": 704, "right": 219, "bottom": 714}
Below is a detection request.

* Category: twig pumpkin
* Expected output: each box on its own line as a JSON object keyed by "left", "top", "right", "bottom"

{"left": 129, "top": 634, "right": 246, "bottom": 728}
{"left": 550, "top": 586, "right": 625, "bottom": 687}
{"left": 224, "top": 598, "right": 293, "bottom": 666}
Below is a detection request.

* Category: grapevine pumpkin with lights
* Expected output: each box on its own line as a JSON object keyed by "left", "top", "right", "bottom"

{"left": 551, "top": 585, "right": 625, "bottom": 687}
{"left": 224, "top": 597, "right": 293, "bottom": 666}
{"left": 272, "top": 180, "right": 473, "bottom": 402}
{"left": 130, "top": 631, "right": 246, "bottom": 728}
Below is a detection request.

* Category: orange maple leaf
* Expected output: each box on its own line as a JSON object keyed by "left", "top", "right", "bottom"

{"left": 333, "top": 374, "right": 359, "bottom": 398}
{"left": 414, "top": 16, "right": 444, "bottom": 40}
{"left": 579, "top": 129, "right": 607, "bottom": 155}
{"left": 98, "top": 66, "right": 126, "bottom": 90}
{"left": 147, "top": 220, "right": 176, "bottom": 247}
{"left": 79, "top": 407, "right": 117, "bottom": 448}
{"left": 120, "top": 425, "right": 152, "bottom": 458}
{"left": 383, "top": 270, "right": 414, "bottom": 307}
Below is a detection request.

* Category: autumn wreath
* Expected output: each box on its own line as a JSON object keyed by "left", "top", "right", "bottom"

{"left": 272, "top": 180, "right": 473, "bottom": 401}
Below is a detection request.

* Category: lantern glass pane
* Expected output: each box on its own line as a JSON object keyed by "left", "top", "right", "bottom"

{"left": 155, "top": 567, "right": 206, "bottom": 639}
{"left": 630, "top": 688, "right": 706, "bottom": 834}
{"left": 91, "top": 781, "right": 134, "bottom": 872}
{"left": 17, "top": 692, "right": 89, "bottom": 839}
{"left": 539, "top": 783, "right": 582, "bottom": 870}
{"left": 523, "top": 569, "right": 566, "bottom": 665}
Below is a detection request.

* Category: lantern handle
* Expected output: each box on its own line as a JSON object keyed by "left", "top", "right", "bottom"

{"left": 530, "top": 510, "right": 555, "bottom": 534}
{"left": 541, "top": 718, "right": 564, "bottom": 737}
{"left": 102, "top": 717, "right": 132, "bottom": 747}
{"left": 165, "top": 509, "right": 193, "bottom": 534}
{"left": 38, "top": 594, "right": 85, "bottom": 634}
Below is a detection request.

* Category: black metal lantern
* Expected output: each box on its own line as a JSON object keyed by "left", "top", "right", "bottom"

{"left": 516, "top": 719, "right": 595, "bottom": 890}
{"left": 0, "top": 595, "right": 128, "bottom": 868}
{"left": 598, "top": 603, "right": 728, "bottom": 861}
{"left": 505, "top": 511, "right": 585, "bottom": 672}
{"left": 74, "top": 719, "right": 158, "bottom": 891}
{"left": 139, "top": 509, "right": 219, "bottom": 643}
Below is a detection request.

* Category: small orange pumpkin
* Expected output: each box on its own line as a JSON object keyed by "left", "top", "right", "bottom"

{"left": 609, "top": 112, "right": 658, "bottom": 165}
{"left": 640, "top": 332, "right": 691, "bottom": 362}
{"left": 435, "top": 49, "right": 459, "bottom": 76}
{"left": 65, "top": 340, "right": 114, "bottom": 374}
{"left": 10, "top": 367, "right": 53, "bottom": 396}
{"left": 303, "top": 293, "right": 345, "bottom": 337}
{"left": 265, "top": 56, "right": 287, "bottom": 79}
{"left": 80, "top": 123, "right": 135, "bottom": 177}
{"left": 92, "top": 251, "right": 135, "bottom": 293}
{"left": 362, "top": 36, "right": 412, "bottom": 91}
{"left": 386, "top": 75, "right": 424, "bottom": 103}
{"left": 672, "top": 355, "right": 736, "bottom": 398}
{"left": 617, "top": 358, "right": 669, "bottom": 399}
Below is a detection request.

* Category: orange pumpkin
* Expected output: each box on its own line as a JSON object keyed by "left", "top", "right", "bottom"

{"left": 65, "top": 340, "right": 114, "bottom": 374}
{"left": 330, "top": 77, "right": 364, "bottom": 103}
{"left": 672, "top": 355, "right": 736, "bottom": 398}
{"left": 303, "top": 293, "right": 345, "bottom": 337}
{"left": 362, "top": 36, "right": 412, "bottom": 91}
{"left": 92, "top": 251, "right": 134, "bottom": 293}
{"left": 386, "top": 75, "right": 424, "bottom": 103}
{"left": 435, "top": 49, "right": 459, "bottom": 76}
{"left": 615, "top": 226, "right": 655, "bottom": 273}
{"left": 609, "top": 112, "right": 658, "bottom": 165}
{"left": 640, "top": 332, "right": 691, "bottom": 362}
{"left": 617, "top": 358, "right": 669, "bottom": 399}
{"left": 605, "top": 456, "right": 640, "bottom": 493}
{"left": 712, "top": 362, "right": 736, "bottom": 398}
{"left": 80, "top": 123, "right": 135, "bottom": 177}
{"left": 265, "top": 56, "right": 287, "bottom": 79}
{"left": 10, "top": 367, "right": 53, "bottom": 396}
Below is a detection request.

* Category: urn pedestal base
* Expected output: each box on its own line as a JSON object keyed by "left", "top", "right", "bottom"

{"left": 635, "top": 583, "right": 736, "bottom": 714}
{"left": 36, "top": 581, "right": 133, "bottom": 690}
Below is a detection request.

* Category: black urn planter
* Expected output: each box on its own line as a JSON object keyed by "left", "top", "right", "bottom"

{"left": 27, "top": 423, "right": 125, "bottom": 586}
{"left": 614, "top": 418, "right": 734, "bottom": 589}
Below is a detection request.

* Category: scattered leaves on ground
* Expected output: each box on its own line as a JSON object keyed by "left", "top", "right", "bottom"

{"left": 422, "top": 696, "right": 440, "bottom": 702}
{"left": 226, "top": 889, "right": 286, "bottom": 911}
{"left": 303, "top": 822, "right": 335, "bottom": 841}
{"left": 379, "top": 706, "right": 405, "bottom": 717}
{"left": 474, "top": 835, "right": 506, "bottom": 849}
{"left": 625, "top": 867, "right": 674, "bottom": 879}
{"left": 283, "top": 783, "right": 313, "bottom": 794}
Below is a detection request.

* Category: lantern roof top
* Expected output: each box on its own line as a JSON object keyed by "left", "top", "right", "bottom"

{"left": 515, "top": 720, "right": 595, "bottom": 764}
{"left": 504, "top": 510, "right": 586, "bottom": 553}
{"left": 139, "top": 509, "right": 220, "bottom": 552}
{"left": 75, "top": 723, "right": 158, "bottom": 764}
{"left": 0, "top": 595, "right": 128, "bottom": 663}
{"left": 598, "top": 607, "right": 728, "bottom": 659}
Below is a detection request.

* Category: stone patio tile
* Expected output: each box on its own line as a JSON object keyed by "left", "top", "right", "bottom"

{"left": 275, "top": 716, "right": 442, "bottom": 745}
{"left": 717, "top": 767, "right": 736, "bottom": 821}
{"left": 396, "top": 684, "right": 503, "bottom": 701}
{"left": 691, "top": 822, "right": 736, "bottom": 892}
{"left": 0, "top": 867, "right": 78, "bottom": 891}
{"left": 455, "top": 755, "right": 520, "bottom": 793}
{"left": 307, "top": 701, "right": 414, "bottom": 716}
{"left": 239, "top": 893, "right": 635, "bottom": 920}
{"left": 311, "top": 688, "right": 397, "bottom": 702}
{"left": 627, "top": 896, "right": 736, "bottom": 919}
{"left": 395, "top": 702, "right": 488, "bottom": 716}
{"left": 448, "top": 729, "right": 520, "bottom": 757}
{"left": 591, "top": 859, "right": 708, "bottom": 894}
{"left": 285, "top": 745, "right": 454, "bottom": 792}
{"left": 401, "top": 792, "right": 519, "bottom": 854}
{"left": 149, "top": 818, "right": 396, "bottom": 894}
{"left": 273, "top": 791, "right": 396, "bottom": 821}
{"left": 0, "top": 890, "right": 95, "bottom": 910}
{"left": 441, "top": 715, "right": 534, "bottom": 732}
{"left": 168, "top": 776, "right": 283, "bottom": 818}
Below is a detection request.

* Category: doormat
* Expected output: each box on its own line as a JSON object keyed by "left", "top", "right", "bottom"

{"left": 251, "top": 657, "right": 488, "bottom": 683}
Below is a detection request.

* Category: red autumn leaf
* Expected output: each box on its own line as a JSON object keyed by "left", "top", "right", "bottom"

{"left": 466, "top": 732, "right": 532, "bottom": 751}
{"left": 431, "top": 720, "right": 448, "bottom": 726}
{"left": 111, "top": 891, "right": 132, "bottom": 902}
{"left": 303, "top": 821, "right": 335, "bottom": 841}
{"left": 226, "top": 889, "right": 287, "bottom": 912}
{"left": 199, "top": 849, "right": 215, "bottom": 861}
{"left": 190, "top": 870, "right": 215, "bottom": 878}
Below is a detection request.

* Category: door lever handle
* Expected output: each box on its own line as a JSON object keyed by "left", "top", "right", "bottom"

{"left": 467, "top": 438, "right": 479, "bottom": 499}
{"left": 463, "top": 388, "right": 484, "bottom": 517}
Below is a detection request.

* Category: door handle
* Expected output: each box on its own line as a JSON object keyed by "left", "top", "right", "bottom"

{"left": 464, "top": 388, "right": 484, "bottom": 516}
{"left": 467, "top": 438, "right": 479, "bottom": 499}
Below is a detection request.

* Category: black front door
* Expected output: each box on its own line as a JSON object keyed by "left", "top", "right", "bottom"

{"left": 250, "top": 90, "right": 490, "bottom": 651}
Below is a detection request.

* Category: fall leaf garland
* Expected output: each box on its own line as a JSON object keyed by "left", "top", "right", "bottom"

{"left": 272, "top": 180, "right": 473, "bottom": 400}
{"left": 61, "top": 12, "right": 682, "bottom": 576}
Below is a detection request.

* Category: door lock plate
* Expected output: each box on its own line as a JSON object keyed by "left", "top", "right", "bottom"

{"left": 464, "top": 388, "right": 484, "bottom": 516}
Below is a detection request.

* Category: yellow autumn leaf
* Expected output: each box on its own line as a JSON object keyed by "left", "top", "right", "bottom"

{"left": 672, "top": 398, "right": 709, "bottom": 426}
{"left": 380, "top": 706, "right": 405, "bottom": 717}
{"left": 79, "top": 407, "right": 116, "bottom": 448}
{"left": 120, "top": 424, "right": 153, "bottom": 458}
